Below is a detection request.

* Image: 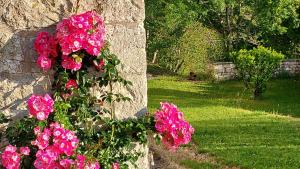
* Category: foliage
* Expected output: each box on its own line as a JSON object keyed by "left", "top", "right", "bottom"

{"left": 176, "top": 22, "right": 224, "bottom": 79}
{"left": 90, "top": 116, "right": 155, "bottom": 168}
{"left": 0, "top": 112, "right": 9, "bottom": 124}
{"left": 145, "top": 0, "right": 300, "bottom": 68}
{"left": 145, "top": 0, "right": 196, "bottom": 55}
{"left": 146, "top": 7, "right": 224, "bottom": 78}
{"left": 184, "top": 0, "right": 300, "bottom": 57}
{"left": 148, "top": 76, "right": 300, "bottom": 169}
{"left": 147, "top": 64, "right": 176, "bottom": 76}
{"left": 232, "top": 46, "right": 284, "bottom": 98}
{"left": 145, "top": 0, "right": 197, "bottom": 67}
{"left": 5, "top": 117, "right": 37, "bottom": 147}
{"left": 0, "top": 112, "right": 10, "bottom": 140}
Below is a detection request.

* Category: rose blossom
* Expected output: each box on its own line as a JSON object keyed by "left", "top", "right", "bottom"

{"left": 31, "top": 127, "right": 52, "bottom": 150}
{"left": 34, "top": 32, "right": 58, "bottom": 58}
{"left": 112, "top": 162, "right": 120, "bottom": 169}
{"left": 154, "top": 102, "right": 194, "bottom": 150}
{"left": 31, "top": 123, "right": 80, "bottom": 169}
{"left": 37, "top": 55, "right": 52, "bottom": 71}
{"left": 75, "top": 155, "right": 86, "bottom": 169}
{"left": 66, "top": 79, "right": 78, "bottom": 89}
{"left": 50, "top": 122, "right": 79, "bottom": 156}
{"left": 85, "top": 161, "right": 100, "bottom": 169}
{"left": 20, "top": 147, "right": 30, "bottom": 156}
{"left": 93, "top": 59, "right": 105, "bottom": 71}
{"left": 59, "top": 158, "right": 74, "bottom": 169}
{"left": 61, "top": 55, "right": 82, "bottom": 71}
{"left": 27, "top": 94, "right": 54, "bottom": 121}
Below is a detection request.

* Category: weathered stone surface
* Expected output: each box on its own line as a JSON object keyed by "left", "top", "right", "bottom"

{"left": 0, "top": 0, "right": 148, "bottom": 168}
{"left": 99, "top": 0, "right": 145, "bottom": 24}
{"left": 0, "top": 73, "right": 52, "bottom": 117}
{"left": 114, "top": 73, "right": 148, "bottom": 119}
{"left": 106, "top": 24, "right": 147, "bottom": 74}
{"left": 0, "top": 0, "right": 145, "bottom": 30}
{"left": 214, "top": 60, "right": 300, "bottom": 81}
{"left": 213, "top": 62, "right": 236, "bottom": 81}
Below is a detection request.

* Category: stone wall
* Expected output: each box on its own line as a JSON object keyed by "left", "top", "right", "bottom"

{"left": 213, "top": 60, "right": 300, "bottom": 81}
{"left": 279, "top": 59, "right": 300, "bottom": 75}
{"left": 213, "top": 62, "right": 236, "bottom": 81}
{"left": 0, "top": 0, "right": 148, "bottom": 168}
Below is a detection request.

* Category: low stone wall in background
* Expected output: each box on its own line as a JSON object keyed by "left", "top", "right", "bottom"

{"left": 213, "top": 62, "right": 237, "bottom": 81}
{"left": 213, "top": 59, "right": 300, "bottom": 81}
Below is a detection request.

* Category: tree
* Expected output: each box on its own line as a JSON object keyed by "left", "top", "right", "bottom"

{"left": 145, "top": 0, "right": 197, "bottom": 65}
{"left": 187, "top": 0, "right": 300, "bottom": 57}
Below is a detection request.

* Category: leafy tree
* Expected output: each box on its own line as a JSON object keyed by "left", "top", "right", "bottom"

{"left": 145, "top": 0, "right": 197, "bottom": 64}
{"left": 187, "top": 0, "right": 300, "bottom": 57}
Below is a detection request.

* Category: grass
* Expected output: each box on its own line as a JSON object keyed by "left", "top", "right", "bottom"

{"left": 180, "top": 160, "right": 220, "bottom": 169}
{"left": 148, "top": 76, "right": 300, "bottom": 169}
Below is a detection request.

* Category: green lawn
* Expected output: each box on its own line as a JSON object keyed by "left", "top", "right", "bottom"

{"left": 148, "top": 76, "right": 300, "bottom": 169}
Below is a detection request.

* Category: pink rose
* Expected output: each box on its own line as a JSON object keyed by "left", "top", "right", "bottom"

{"left": 65, "top": 79, "right": 78, "bottom": 89}
{"left": 31, "top": 128, "right": 52, "bottom": 150}
{"left": 1, "top": 145, "right": 21, "bottom": 169}
{"left": 35, "top": 31, "right": 58, "bottom": 58}
{"left": 85, "top": 161, "right": 100, "bottom": 169}
{"left": 93, "top": 59, "right": 105, "bottom": 71}
{"left": 27, "top": 94, "right": 54, "bottom": 121}
{"left": 37, "top": 55, "right": 52, "bottom": 71}
{"left": 51, "top": 123, "right": 79, "bottom": 156}
{"left": 112, "top": 162, "right": 120, "bottom": 169}
{"left": 56, "top": 11, "right": 105, "bottom": 56}
{"left": 76, "top": 155, "right": 86, "bottom": 169}
{"left": 60, "top": 158, "right": 74, "bottom": 169}
{"left": 20, "top": 147, "right": 30, "bottom": 155}
{"left": 61, "top": 55, "right": 82, "bottom": 71}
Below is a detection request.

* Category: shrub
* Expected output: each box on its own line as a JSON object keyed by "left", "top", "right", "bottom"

{"left": 177, "top": 22, "right": 224, "bottom": 80}
{"left": 149, "top": 22, "right": 224, "bottom": 80}
{"left": 232, "top": 46, "right": 284, "bottom": 98}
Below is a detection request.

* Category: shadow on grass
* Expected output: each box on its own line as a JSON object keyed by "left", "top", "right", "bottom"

{"left": 191, "top": 116, "right": 300, "bottom": 168}
{"left": 148, "top": 78, "right": 300, "bottom": 118}
{"left": 148, "top": 76, "right": 300, "bottom": 168}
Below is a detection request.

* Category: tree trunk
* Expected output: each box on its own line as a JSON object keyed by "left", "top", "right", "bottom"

{"left": 225, "top": 5, "right": 233, "bottom": 53}
{"left": 174, "top": 60, "right": 184, "bottom": 73}
{"left": 254, "top": 83, "right": 263, "bottom": 99}
{"left": 152, "top": 50, "right": 158, "bottom": 64}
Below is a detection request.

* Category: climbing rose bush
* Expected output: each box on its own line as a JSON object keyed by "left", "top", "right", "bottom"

{"left": 154, "top": 102, "right": 195, "bottom": 150}
{"left": 27, "top": 94, "right": 54, "bottom": 121}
